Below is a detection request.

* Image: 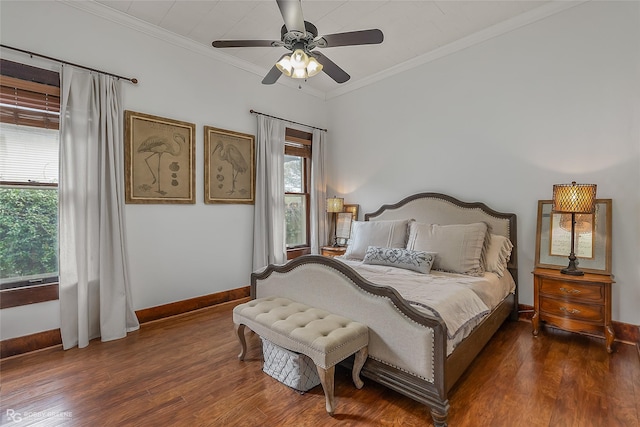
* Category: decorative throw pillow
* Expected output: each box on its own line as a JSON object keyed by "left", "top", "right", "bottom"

{"left": 363, "top": 246, "right": 437, "bottom": 274}
{"left": 484, "top": 234, "right": 513, "bottom": 277}
{"left": 406, "top": 222, "right": 488, "bottom": 276}
{"left": 343, "top": 219, "right": 409, "bottom": 260}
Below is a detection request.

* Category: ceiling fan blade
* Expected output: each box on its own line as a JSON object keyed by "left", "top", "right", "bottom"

{"left": 277, "top": 0, "right": 306, "bottom": 35}
{"left": 212, "top": 40, "right": 279, "bottom": 48}
{"left": 318, "top": 29, "right": 384, "bottom": 48}
{"left": 262, "top": 65, "right": 282, "bottom": 85}
{"left": 312, "top": 52, "right": 350, "bottom": 84}
{"left": 262, "top": 55, "right": 287, "bottom": 85}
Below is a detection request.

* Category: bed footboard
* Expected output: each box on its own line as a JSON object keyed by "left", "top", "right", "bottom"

{"left": 251, "top": 255, "right": 449, "bottom": 424}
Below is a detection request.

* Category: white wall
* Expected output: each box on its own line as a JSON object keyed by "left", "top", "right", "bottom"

{"left": 1, "top": 1, "right": 638, "bottom": 341}
{"left": 0, "top": 1, "right": 327, "bottom": 340}
{"left": 326, "top": 1, "right": 640, "bottom": 325}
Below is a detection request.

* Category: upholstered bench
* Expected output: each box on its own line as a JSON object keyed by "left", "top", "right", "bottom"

{"left": 233, "top": 296, "right": 369, "bottom": 415}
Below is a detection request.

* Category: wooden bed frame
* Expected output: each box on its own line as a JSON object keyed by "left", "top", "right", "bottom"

{"left": 251, "top": 193, "right": 518, "bottom": 426}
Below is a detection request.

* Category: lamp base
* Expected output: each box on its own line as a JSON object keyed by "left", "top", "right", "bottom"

{"left": 561, "top": 257, "right": 584, "bottom": 275}
{"left": 561, "top": 267, "right": 585, "bottom": 276}
{"left": 562, "top": 232, "right": 584, "bottom": 275}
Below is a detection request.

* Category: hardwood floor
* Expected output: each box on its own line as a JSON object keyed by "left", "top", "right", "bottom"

{"left": 1, "top": 300, "right": 638, "bottom": 427}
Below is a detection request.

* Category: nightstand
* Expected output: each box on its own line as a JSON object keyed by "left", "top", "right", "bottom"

{"left": 321, "top": 246, "right": 346, "bottom": 257}
{"left": 532, "top": 267, "right": 615, "bottom": 353}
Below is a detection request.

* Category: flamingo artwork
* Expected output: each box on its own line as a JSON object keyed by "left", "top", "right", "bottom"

{"left": 212, "top": 141, "right": 248, "bottom": 195}
{"left": 137, "top": 133, "right": 185, "bottom": 195}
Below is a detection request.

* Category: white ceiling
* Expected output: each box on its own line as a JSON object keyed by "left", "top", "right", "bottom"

{"left": 92, "top": 0, "right": 578, "bottom": 98}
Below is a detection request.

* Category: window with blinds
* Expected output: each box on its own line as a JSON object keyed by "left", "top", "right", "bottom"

{"left": 0, "top": 60, "right": 60, "bottom": 289}
{"left": 0, "top": 60, "right": 60, "bottom": 130}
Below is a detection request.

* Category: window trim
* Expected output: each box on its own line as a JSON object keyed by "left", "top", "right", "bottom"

{"left": 284, "top": 128, "right": 312, "bottom": 257}
{"left": 0, "top": 283, "right": 59, "bottom": 309}
{"left": 1, "top": 60, "right": 60, "bottom": 308}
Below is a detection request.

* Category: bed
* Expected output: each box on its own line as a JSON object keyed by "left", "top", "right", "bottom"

{"left": 250, "top": 192, "right": 518, "bottom": 426}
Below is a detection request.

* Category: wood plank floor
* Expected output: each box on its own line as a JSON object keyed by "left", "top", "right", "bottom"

{"left": 1, "top": 300, "right": 638, "bottom": 426}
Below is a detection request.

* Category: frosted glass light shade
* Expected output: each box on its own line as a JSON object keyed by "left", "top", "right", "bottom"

{"left": 306, "top": 57, "right": 323, "bottom": 77}
{"left": 276, "top": 56, "right": 293, "bottom": 77}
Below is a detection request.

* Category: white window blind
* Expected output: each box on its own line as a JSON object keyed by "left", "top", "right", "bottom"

{"left": 0, "top": 122, "right": 59, "bottom": 184}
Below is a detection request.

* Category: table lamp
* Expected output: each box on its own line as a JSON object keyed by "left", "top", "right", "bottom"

{"left": 326, "top": 197, "right": 344, "bottom": 247}
{"left": 552, "top": 181, "right": 597, "bottom": 275}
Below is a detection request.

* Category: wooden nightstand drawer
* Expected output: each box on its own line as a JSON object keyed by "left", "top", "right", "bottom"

{"left": 539, "top": 298, "right": 604, "bottom": 323}
{"left": 539, "top": 279, "right": 604, "bottom": 303}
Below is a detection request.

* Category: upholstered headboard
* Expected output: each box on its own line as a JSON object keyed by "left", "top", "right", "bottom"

{"left": 365, "top": 192, "right": 518, "bottom": 311}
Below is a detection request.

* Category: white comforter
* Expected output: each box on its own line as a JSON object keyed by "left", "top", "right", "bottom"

{"left": 336, "top": 258, "right": 515, "bottom": 354}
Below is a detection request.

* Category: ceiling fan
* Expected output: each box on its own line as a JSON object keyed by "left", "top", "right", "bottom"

{"left": 212, "top": 0, "right": 384, "bottom": 85}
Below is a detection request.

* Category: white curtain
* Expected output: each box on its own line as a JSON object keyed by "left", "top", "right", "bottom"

{"left": 59, "top": 66, "right": 139, "bottom": 349}
{"left": 252, "top": 115, "right": 286, "bottom": 271}
{"left": 310, "top": 129, "right": 328, "bottom": 253}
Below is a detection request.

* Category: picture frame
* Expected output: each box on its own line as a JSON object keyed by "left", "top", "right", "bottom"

{"left": 535, "top": 199, "right": 612, "bottom": 275}
{"left": 204, "top": 126, "right": 255, "bottom": 204}
{"left": 343, "top": 204, "right": 359, "bottom": 221}
{"left": 335, "top": 212, "right": 353, "bottom": 246}
{"left": 124, "top": 110, "right": 196, "bottom": 204}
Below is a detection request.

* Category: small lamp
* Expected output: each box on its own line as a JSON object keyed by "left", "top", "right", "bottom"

{"left": 552, "top": 181, "right": 597, "bottom": 275}
{"left": 326, "top": 197, "right": 344, "bottom": 247}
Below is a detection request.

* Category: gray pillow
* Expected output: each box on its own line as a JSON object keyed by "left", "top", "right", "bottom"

{"left": 343, "top": 219, "right": 409, "bottom": 260}
{"left": 363, "top": 246, "right": 437, "bottom": 274}
{"left": 484, "top": 234, "right": 514, "bottom": 277}
{"left": 406, "top": 222, "right": 488, "bottom": 276}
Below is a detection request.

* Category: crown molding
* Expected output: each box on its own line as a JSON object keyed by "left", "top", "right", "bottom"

{"left": 58, "top": 0, "right": 326, "bottom": 99}
{"left": 325, "top": 0, "right": 588, "bottom": 100}
{"left": 61, "top": 0, "right": 585, "bottom": 101}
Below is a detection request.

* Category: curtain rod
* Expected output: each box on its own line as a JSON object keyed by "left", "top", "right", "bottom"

{"left": 0, "top": 44, "right": 138, "bottom": 85}
{"left": 250, "top": 109, "right": 327, "bottom": 132}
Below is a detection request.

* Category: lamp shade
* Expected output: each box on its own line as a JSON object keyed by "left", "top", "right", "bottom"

{"left": 552, "top": 182, "right": 597, "bottom": 214}
{"left": 326, "top": 197, "right": 344, "bottom": 213}
{"left": 276, "top": 56, "right": 293, "bottom": 77}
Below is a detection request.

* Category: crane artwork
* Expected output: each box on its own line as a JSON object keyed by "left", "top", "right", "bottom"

{"left": 137, "top": 133, "right": 185, "bottom": 195}
{"left": 212, "top": 141, "right": 248, "bottom": 195}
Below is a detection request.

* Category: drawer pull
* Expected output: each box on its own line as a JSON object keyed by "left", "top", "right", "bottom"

{"left": 559, "top": 287, "right": 581, "bottom": 294}
{"left": 560, "top": 306, "right": 581, "bottom": 315}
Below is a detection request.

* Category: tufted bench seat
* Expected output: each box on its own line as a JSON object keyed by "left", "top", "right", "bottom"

{"left": 233, "top": 296, "right": 369, "bottom": 415}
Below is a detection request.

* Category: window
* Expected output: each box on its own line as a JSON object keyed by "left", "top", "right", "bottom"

{"left": 0, "top": 60, "right": 60, "bottom": 306}
{"left": 284, "top": 128, "right": 312, "bottom": 258}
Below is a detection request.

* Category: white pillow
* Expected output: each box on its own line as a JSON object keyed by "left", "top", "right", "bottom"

{"left": 406, "top": 222, "right": 488, "bottom": 276}
{"left": 363, "top": 246, "right": 437, "bottom": 274}
{"left": 343, "top": 220, "right": 409, "bottom": 260}
{"left": 484, "top": 234, "right": 513, "bottom": 277}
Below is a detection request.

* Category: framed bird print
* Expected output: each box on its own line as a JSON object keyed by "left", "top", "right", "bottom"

{"left": 124, "top": 110, "right": 196, "bottom": 204}
{"left": 204, "top": 126, "right": 255, "bottom": 204}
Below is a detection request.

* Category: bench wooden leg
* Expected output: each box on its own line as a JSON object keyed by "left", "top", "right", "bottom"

{"left": 234, "top": 323, "right": 247, "bottom": 361}
{"left": 316, "top": 365, "right": 335, "bottom": 415}
{"left": 352, "top": 346, "right": 367, "bottom": 389}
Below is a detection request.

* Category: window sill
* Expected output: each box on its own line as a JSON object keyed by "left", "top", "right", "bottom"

{"left": 0, "top": 283, "right": 59, "bottom": 309}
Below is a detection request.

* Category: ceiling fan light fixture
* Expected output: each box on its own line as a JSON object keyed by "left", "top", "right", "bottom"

{"left": 275, "top": 55, "right": 293, "bottom": 77}
{"left": 277, "top": 48, "right": 321, "bottom": 79}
